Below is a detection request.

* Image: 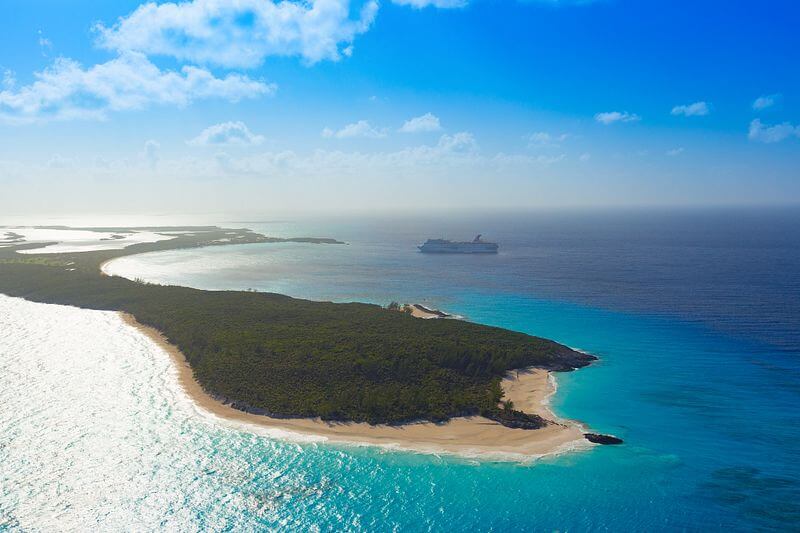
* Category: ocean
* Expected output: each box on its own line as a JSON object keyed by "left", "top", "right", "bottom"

{"left": 3, "top": 207, "right": 800, "bottom": 531}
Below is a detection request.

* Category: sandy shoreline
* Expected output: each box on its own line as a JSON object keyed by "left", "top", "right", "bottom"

{"left": 99, "top": 259, "right": 114, "bottom": 276}
{"left": 406, "top": 303, "right": 451, "bottom": 319}
{"left": 121, "top": 312, "right": 591, "bottom": 461}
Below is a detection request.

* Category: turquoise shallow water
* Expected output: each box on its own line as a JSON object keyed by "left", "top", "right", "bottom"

{"left": 5, "top": 209, "right": 800, "bottom": 530}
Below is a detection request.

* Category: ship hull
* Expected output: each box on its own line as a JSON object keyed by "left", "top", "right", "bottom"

{"left": 418, "top": 244, "right": 498, "bottom": 254}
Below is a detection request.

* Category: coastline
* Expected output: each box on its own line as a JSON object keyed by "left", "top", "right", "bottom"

{"left": 121, "top": 312, "right": 592, "bottom": 461}
{"left": 406, "top": 303, "right": 454, "bottom": 319}
{"left": 99, "top": 258, "right": 114, "bottom": 276}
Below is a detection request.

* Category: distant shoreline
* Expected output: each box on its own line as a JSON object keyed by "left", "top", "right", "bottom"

{"left": 121, "top": 312, "right": 592, "bottom": 461}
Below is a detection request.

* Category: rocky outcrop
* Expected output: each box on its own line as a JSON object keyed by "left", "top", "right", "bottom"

{"left": 584, "top": 433, "right": 623, "bottom": 445}
{"left": 537, "top": 346, "right": 597, "bottom": 372}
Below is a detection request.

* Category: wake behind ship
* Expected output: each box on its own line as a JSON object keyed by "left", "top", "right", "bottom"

{"left": 418, "top": 235, "right": 499, "bottom": 254}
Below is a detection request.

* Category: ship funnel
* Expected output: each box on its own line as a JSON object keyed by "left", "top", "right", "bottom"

{"left": 473, "top": 234, "right": 482, "bottom": 242}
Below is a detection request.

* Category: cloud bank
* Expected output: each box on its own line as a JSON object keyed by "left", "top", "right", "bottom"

{"left": 399, "top": 113, "right": 442, "bottom": 133}
{"left": 748, "top": 119, "right": 799, "bottom": 143}
{"left": 95, "top": 0, "right": 379, "bottom": 68}
{"left": 527, "top": 131, "right": 568, "bottom": 147}
{"left": 323, "top": 120, "right": 388, "bottom": 138}
{"left": 671, "top": 101, "right": 710, "bottom": 117}
{"left": 391, "top": 0, "right": 467, "bottom": 8}
{"left": 594, "top": 111, "right": 640, "bottom": 125}
{"left": 0, "top": 52, "right": 273, "bottom": 123}
{"left": 752, "top": 94, "right": 781, "bottom": 111}
{"left": 188, "top": 121, "right": 266, "bottom": 146}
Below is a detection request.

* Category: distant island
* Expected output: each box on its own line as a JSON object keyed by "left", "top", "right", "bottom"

{"left": 0, "top": 226, "right": 610, "bottom": 456}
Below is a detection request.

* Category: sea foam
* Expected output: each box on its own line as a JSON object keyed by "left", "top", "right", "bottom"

{"left": 0, "top": 295, "right": 318, "bottom": 530}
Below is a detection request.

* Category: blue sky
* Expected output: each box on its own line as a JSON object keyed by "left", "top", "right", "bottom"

{"left": 0, "top": 0, "right": 798, "bottom": 216}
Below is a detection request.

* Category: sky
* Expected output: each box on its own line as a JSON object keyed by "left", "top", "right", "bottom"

{"left": 0, "top": 0, "right": 798, "bottom": 217}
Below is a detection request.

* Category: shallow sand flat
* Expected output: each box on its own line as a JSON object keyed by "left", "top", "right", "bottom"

{"left": 14, "top": 228, "right": 175, "bottom": 254}
{"left": 122, "top": 313, "right": 590, "bottom": 460}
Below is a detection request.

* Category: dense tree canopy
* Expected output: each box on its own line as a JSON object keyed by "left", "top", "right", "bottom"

{"left": 0, "top": 228, "right": 593, "bottom": 425}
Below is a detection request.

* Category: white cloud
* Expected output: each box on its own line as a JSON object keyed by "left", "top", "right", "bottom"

{"left": 214, "top": 151, "right": 238, "bottom": 173}
{"left": 579, "top": 152, "right": 591, "bottom": 161}
{"left": 188, "top": 121, "right": 265, "bottom": 146}
{"left": 391, "top": 0, "right": 467, "bottom": 8}
{"left": 752, "top": 94, "right": 781, "bottom": 111}
{"left": 0, "top": 52, "right": 274, "bottom": 123}
{"left": 671, "top": 101, "right": 710, "bottom": 117}
{"left": 526, "top": 131, "right": 568, "bottom": 147}
{"left": 38, "top": 30, "right": 53, "bottom": 57}
{"left": 3, "top": 131, "right": 589, "bottom": 214}
{"left": 748, "top": 119, "right": 800, "bottom": 143}
{"left": 666, "top": 147, "right": 684, "bottom": 156}
{"left": 399, "top": 112, "right": 441, "bottom": 133}
{"left": 198, "top": 131, "right": 481, "bottom": 177}
{"left": 1, "top": 70, "right": 15, "bottom": 90}
{"left": 594, "top": 111, "right": 640, "bottom": 125}
{"left": 322, "top": 120, "right": 387, "bottom": 139}
{"left": 94, "top": 0, "right": 379, "bottom": 68}
{"left": 436, "top": 131, "right": 477, "bottom": 153}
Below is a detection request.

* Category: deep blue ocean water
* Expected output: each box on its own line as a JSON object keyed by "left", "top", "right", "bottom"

{"left": 38, "top": 208, "right": 800, "bottom": 530}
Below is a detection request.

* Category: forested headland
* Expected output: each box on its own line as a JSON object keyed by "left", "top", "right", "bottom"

{"left": 0, "top": 227, "right": 594, "bottom": 425}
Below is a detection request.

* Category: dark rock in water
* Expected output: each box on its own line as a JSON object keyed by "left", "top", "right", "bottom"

{"left": 584, "top": 433, "right": 623, "bottom": 445}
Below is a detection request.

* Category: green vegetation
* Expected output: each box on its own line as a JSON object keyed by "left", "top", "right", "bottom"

{"left": 0, "top": 227, "right": 593, "bottom": 426}
{"left": 0, "top": 256, "right": 72, "bottom": 267}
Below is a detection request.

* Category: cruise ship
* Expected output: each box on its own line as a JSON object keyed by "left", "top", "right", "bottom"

{"left": 418, "top": 235, "right": 499, "bottom": 254}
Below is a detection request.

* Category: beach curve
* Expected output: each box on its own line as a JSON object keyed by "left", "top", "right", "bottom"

{"left": 120, "top": 312, "right": 592, "bottom": 461}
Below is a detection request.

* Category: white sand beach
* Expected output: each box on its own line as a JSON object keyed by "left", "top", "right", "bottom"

{"left": 122, "top": 313, "right": 590, "bottom": 461}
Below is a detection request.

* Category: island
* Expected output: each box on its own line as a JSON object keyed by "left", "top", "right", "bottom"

{"left": 0, "top": 226, "right": 615, "bottom": 458}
